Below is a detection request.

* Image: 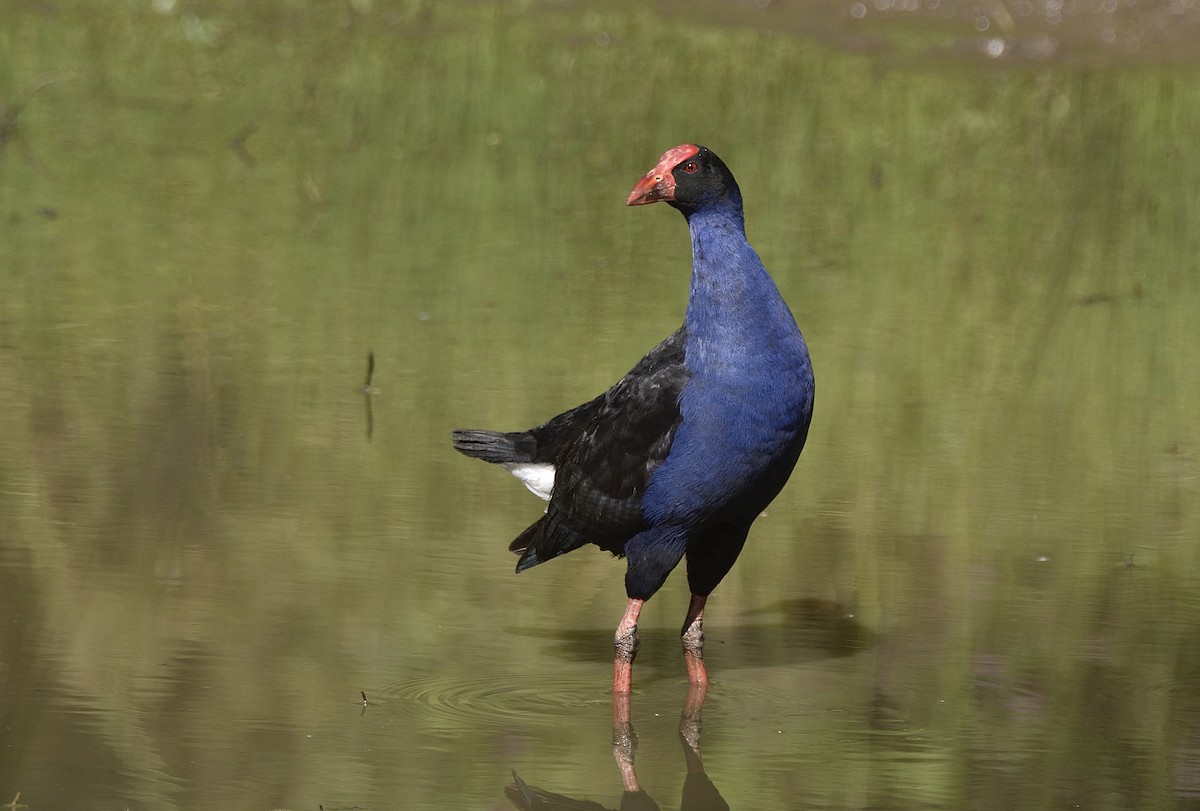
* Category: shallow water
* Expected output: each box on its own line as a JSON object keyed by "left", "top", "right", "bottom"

{"left": 2, "top": 1, "right": 1200, "bottom": 809}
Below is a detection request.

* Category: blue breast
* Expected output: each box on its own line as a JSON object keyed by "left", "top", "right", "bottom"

{"left": 641, "top": 206, "right": 815, "bottom": 528}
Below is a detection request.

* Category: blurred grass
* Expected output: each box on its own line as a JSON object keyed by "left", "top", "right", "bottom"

{"left": 0, "top": 0, "right": 1198, "bottom": 808}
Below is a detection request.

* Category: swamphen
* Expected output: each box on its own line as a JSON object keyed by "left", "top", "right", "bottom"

{"left": 453, "top": 145, "right": 814, "bottom": 693}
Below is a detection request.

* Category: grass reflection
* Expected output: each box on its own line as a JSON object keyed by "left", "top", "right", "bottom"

{"left": 0, "top": 1, "right": 1198, "bottom": 809}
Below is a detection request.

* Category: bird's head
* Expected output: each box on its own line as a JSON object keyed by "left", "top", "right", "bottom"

{"left": 626, "top": 144, "right": 742, "bottom": 215}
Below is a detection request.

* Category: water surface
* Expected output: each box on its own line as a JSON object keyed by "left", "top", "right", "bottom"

{"left": 2, "top": 1, "right": 1199, "bottom": 808}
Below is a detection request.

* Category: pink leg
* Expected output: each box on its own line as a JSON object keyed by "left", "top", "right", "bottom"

{"left": 681, "top": 594, "right": 709, "bottom": 687}
{"left": 613, "top": 598, "right": 644, "bottom": 695}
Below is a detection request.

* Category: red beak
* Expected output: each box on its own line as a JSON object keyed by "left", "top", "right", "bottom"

{"left": 626, "top": 171, "right": 674, "bottom": 206}
{"left": 626, "top": 144, "right": 700, "bottom": 206}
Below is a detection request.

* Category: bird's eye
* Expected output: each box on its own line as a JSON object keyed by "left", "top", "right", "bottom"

{"left": 682, "top": 161, "right": 699, "bottom": 174}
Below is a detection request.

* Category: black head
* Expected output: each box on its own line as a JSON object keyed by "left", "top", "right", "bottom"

{"left": 626, "top": 144, "right": 742, "bottom": 215}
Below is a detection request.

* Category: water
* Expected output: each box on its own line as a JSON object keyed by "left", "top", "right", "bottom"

{"left": 2, "top": 1, "right": 1199, "bottom": 808}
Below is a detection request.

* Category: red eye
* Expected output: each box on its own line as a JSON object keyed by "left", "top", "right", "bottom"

{"left": 682, "top": 161, "right": 698, "bottom": 174}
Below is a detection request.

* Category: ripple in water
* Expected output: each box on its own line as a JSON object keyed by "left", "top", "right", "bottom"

{"left": 374, "top": 672, "right": 613, "bottom": 731}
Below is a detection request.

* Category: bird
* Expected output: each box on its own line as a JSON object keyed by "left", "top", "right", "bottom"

{"left": 452, "top": 144, "right": 815, "bottom": 694}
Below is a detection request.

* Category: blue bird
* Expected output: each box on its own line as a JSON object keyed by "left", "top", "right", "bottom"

{"left": 453, "top": 145, "right": 815, "bottom": 694}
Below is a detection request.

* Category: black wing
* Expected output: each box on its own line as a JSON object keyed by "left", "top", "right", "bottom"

{"left": 514, "top": 326, "right": 689, "bottom": 567}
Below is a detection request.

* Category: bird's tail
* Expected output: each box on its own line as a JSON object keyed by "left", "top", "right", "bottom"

{"left": 451, "top": 429, "right": 534, "bottom": 464}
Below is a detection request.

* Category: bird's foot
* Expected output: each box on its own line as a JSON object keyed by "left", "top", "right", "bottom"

{"left": 681, "top": 594, "right": 709, "bottom": 687}
{"left": 613, "top": 598, "right": 644, "bottom": 694}
{"left": 613, "top": 625, "right": 640, "bottom": 694}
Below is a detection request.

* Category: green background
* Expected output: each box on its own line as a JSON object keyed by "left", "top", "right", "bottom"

{"left": 1, "top": 1, "right": 1198, "bottom": 808}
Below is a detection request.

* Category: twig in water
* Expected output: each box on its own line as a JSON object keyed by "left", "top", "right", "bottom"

{"left": 362, "top": 351, "right": 375, "bottom": 392}
{"left": 362, "top": 351, "right": 376, "bottom": 440}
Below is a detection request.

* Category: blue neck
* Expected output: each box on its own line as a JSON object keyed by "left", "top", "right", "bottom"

{"left": 681, "top": 205, "right": 800, "bottom": 368}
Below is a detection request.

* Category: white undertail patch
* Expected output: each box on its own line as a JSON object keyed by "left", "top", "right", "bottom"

{"left": 502, "top": 463, "right": 555, "bottom": 501}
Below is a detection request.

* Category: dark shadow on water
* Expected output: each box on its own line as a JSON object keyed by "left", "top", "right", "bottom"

{"left": 509, "top": 598, "right": 871, "bottom": 688}
{"left": 504, "top": 684, "right": 728, "bottom": 811}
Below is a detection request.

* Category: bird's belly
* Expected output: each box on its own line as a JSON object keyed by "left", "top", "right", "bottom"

{"left": 641, "top": 369, "right": 812, "bottom": 526}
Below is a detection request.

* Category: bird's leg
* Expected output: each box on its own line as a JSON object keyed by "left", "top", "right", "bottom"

{"left": 681, "top": 593, "right": 708, "bottom": 686}
{"left": 613, "top": 597, "right": 644, "bottom": 695}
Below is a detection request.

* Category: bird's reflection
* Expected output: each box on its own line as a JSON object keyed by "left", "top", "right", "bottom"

{"left": 504, "top": 683, "right": 729, "bottom": 811}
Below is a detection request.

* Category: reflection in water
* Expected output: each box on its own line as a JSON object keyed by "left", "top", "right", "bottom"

{"left": 505, "top": 685, "right": 728, "bottom": 811}
{"left": 0, "top": 73, "right": 54, "bottom": 176}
